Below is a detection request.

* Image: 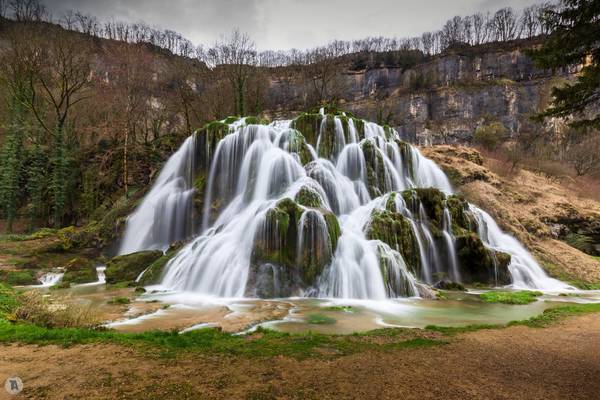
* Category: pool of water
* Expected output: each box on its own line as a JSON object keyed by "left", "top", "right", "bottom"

{"left": 22, "top": 282, "right": 600, "bottom": 334}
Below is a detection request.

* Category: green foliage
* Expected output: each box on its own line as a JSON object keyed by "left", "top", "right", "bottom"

{"left": 480, "top": 290, "right": 543, "bottom": 305}
{"left": 529, "top": 0, "right": 600, "bottom": 129}
{"left": 473, "top": 122, "right": 507, "bottom": 151}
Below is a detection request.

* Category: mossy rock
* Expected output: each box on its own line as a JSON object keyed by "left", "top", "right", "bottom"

{"left": 250, "top": 198, "right": 340, "bottom": 293}
{"left": 455, "top": 233, "right": 511, "bottom": 285}
{"left": 137, "top": 244, "right": 183, "bottom": 286}
{"left": 244, "top": 116, "right": 269, "bottom": 125}
{"left": 291, "top": 113, "right": 322, "bottom": 148}
{"left": 294, "top": 186, "right": 323, "bottom": 208}
{"left": 362, "top": 139, "right": 388, "bottom": 197}
{"left": 105, "top": 250, "right": 163, "bottom": 284}
{"left": 366, "top": 209, "right": 420, "bottom": 276}
{"left": 402, "top": 188, "right": 446, "bottom": 229}
{"left": 286, "top": 130, "right": 313, "bottom": 165}
{"left": 62, "top": 257, "right": 97, "bottom": 284}
{"left": 194, "top": 121, "right": 231, "bottom": 171}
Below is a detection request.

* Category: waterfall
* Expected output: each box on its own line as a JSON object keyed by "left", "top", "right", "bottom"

{"left": 37, "top": 272, "right": 64, "bottom": 287}
{"left": 119, "top": 135, "right": 197, "bottom": 254}
{"left": 442, "top": 205, "right": 461, "bottom": 282}
{"left": 469, "top": 205, "right": 573, "bottom": 291}
{"left": 122, "top": 112, "right": 570, "bottom": 299}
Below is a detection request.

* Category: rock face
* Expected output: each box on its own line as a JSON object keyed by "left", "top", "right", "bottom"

{"left": 266, "top": 42, "right": 578, "bottom": 145}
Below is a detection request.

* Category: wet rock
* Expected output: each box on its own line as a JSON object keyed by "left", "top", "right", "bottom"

{"left": 433, "top": 280, "right": 466, "bottom": 291}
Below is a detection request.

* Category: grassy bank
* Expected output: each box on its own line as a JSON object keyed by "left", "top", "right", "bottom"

{"left": 2, "top": 283, "right": 600, "bottom": 359}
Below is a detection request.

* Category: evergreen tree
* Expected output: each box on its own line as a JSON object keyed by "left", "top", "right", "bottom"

{"left": 26, "top": 141, "right": 47, "bottom": 229}
{"left": 0, "top": 85, "right": 28, "bottom": 232}
{"left": 530, "top": 0, "right": 600, "bottom": 128}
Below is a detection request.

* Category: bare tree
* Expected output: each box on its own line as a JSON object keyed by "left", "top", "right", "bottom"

{"left": 9, "top": 0, "right": 47, "bottom": 22}
{"left": 491, "top": 7, "right": 519, "bottom": 42}
{"left": 0, "top": 0, "right": 7, "bottom": 18}
{"left": 566, "top": 134, "right": 600, "bottom": 176}
{"left": 520, "top": 5, "right": 541, "bottom": 38}
{"left": 471, "top": 13, "right": 490, "bottom": 45}
{"left": 204, "top": 29, "right": 257, "bottom": 116}
{"left": 59, "top": 10, "right": 77, "bottom": 30}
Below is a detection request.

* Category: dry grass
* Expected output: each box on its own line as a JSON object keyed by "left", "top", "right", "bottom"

{"left": 12, "top": 291, "right": 99, "bottom": 329}
{"left": 477, "top": 147, "right": 600, "bottom": 202}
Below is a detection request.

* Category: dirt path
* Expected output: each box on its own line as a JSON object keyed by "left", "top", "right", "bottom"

{"left": 1, "top": 313, "right": 600, "bottom": 399}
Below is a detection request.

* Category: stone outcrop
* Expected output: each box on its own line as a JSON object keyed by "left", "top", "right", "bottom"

{"left": 266, "top": 40, "right": 579, "bottom": 145}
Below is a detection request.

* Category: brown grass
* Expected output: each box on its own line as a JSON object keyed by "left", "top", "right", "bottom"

{"left": 12, "top": 291, "right": 100, "bottom": 329}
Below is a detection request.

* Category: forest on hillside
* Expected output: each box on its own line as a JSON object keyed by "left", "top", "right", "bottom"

{"left": 0, "top": 0, "right": 598, "bottom": 233}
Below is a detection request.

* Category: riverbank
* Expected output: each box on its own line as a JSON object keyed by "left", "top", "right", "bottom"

{"left": 1, "top": 308, "right": 599, "bottom": 399}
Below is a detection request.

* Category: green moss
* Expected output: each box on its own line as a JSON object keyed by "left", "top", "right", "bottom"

{"left": 323, "top": 305, "right": 355, "bottom": 313}
{"left": 108, "top": 297, "right": 131, "bottom": 305}
{"left": 243, "top": 116, "right": 269, "bottom": 125}
{"left": 291, "top": 113, "right": 322, "bottom": 148}
{"left": 137, "top": 245, "right": 182, "bottom": 286}
{"left": 323, "top": 212, "right": 341, "bottom": 251}
{"left": 294, "top": 186, "right": 322, "bottom": 208}
{"left": 222, "top": 116, "right": 239, "bottom": 124}
{"left": 480, "top": 290, "right": 543, "bottom": 305}
{"left": 306, "top": 313, "right": 336, "bottom": 325}
{"left": 286, "top": 130, "right": 313, "bottom": 165}
{"left": 362, "top": 140, "right": 387, "bottom": 197}
{"left": 105, "top": 250, "right": 163, "bottom": 284}
{"left": 455, "top": 233, "right": 511, "bottom": 285}
{"left": 366, "top": 209, "right": 419, "bottom": 274}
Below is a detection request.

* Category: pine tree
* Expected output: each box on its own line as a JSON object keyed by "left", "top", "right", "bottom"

{"left": 530, "top": 0, "right": 600, "bottom": 128}
{"left": 26, "top": 141, "right": 47, "bottom": 230}
{"left": 0, "top": 87, "right": 28, "bottom": 232}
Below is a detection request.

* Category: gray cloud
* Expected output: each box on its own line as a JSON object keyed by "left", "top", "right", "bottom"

{"left": 42, "top": 0, "right": 540, "bottom": 50}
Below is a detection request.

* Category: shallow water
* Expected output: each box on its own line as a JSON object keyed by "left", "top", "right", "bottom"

{"left": 22, "top": 281, "right": 600, "bottom": 334}
{"left": 101, "top": 289, "right": 600, "bottom": 334}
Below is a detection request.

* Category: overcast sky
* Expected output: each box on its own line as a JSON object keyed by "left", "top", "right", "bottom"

{"left": 42, "top": 0, "right": 540, "bottom": 50}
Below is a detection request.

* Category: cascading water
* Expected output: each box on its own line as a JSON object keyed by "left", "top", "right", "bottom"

{"left": 469, "top": 205, "right": 573, "bottom": 291}
{"left": 123, "top": 111, "right": 572, "bottom": 299}
{"left": 118, "top": 135, "right": 197, "bottom": 254}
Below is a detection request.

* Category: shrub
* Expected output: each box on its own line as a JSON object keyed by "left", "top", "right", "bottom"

{"left": 473, "top": 122, "right": 507, "bottom": 151}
